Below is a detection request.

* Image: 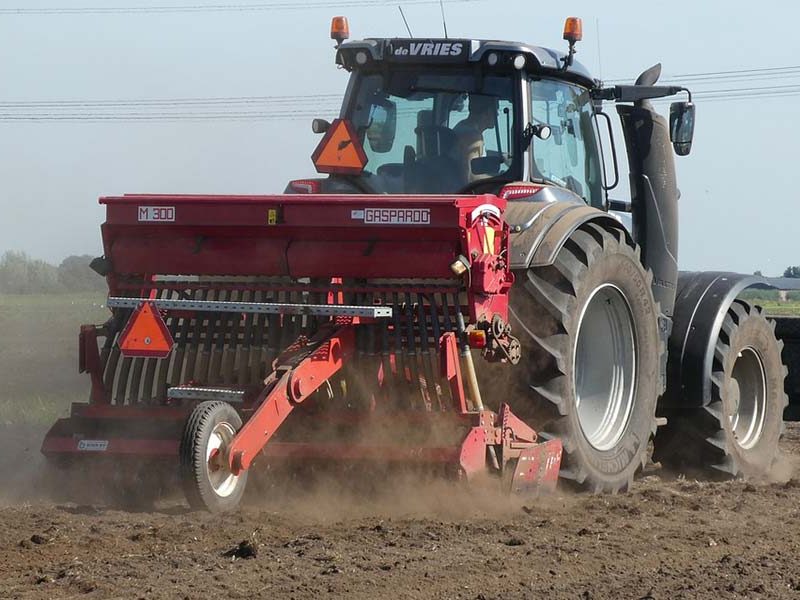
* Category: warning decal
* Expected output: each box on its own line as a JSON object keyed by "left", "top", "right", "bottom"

{"left": 118, "top": 301, "right": 174, "bottom": 359}
{"left": 311, "top": 119, "right": 368, "bottom": 175}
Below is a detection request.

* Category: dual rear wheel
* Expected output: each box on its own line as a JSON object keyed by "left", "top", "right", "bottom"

{"left": 653, "top": 300, "right": 788, "bottom": 477}
{"left": 509, "top": 222, "right": 786, "bottom": 492}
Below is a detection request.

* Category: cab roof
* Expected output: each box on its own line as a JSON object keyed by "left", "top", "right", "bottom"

{"left": 337, "top": 38, "right": 596, "bottom": 88}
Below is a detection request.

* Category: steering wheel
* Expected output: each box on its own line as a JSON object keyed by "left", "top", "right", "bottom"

{"left": 457, "top": 178, "right": 513, "bottom": 196}
{"left": 341, "top": 173, "right": 379, "bottom": 195}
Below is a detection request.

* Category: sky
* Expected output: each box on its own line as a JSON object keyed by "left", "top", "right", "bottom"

{"left": 0, "top": 0, "right": 797, "bottom": 275}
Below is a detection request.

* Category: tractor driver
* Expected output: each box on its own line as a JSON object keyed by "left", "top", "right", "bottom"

{"left": 451, "top": 95, "right": 499, "bottom": 185}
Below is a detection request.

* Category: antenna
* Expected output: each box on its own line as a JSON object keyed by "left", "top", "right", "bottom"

{"left": 439, "top": 0, "right": 449, "bottom": 38}
{"left": 596, "top": 18, "right": 603, "bottom": 80}
{"left": 398, "top": 6, "right": 414, "bottom": 37}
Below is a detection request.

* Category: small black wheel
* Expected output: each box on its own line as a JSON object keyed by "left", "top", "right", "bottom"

{"left": 179, "top": 401, "right": 248, "bottom": 513}
{"left": 655, "top": 300, "right": 787, "bottom": 477}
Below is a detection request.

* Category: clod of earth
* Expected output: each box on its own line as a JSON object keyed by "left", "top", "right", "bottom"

{"left": 222, "top": 540, "right": 257, "bottom": 560}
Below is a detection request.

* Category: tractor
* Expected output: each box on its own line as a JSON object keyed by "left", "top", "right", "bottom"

{"left": 42, "top": 17, "right": 791, "bottom": 511}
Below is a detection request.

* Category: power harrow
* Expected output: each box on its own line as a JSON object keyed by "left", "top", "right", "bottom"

{"left": 42, "top": 193, "right": 561, "bottom": 511}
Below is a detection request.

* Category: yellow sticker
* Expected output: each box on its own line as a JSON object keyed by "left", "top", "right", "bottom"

{"left": 483, "top": 226, "right": 496, "bottom": 254}
{"left": 267, "top": 209, "right": 278, "bottom": 225}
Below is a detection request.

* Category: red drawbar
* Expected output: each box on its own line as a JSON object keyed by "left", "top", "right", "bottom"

{"left": 228, "top": 325, "right": 356, "bottom": 474}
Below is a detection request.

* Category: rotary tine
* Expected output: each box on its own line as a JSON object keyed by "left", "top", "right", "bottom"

{"left": 266, "top": 290, "right": 282, "bottom": 372}
{"left": 155, "top": 292, "right": 184, "bottom": 401}
{"left": 170, "top": 289, "right": 195, "bottom": 388}
{"left": 207, "top": 289, "right": 230, "bottom": 386}
{"left": 222, "top": 289, "right": 241, "bottom": 385}
{"left": 426, "top": 293, "right": 446, "bottom": 411}
{"left": 185, "top": 288, "right": 210, "bottom": 383}
{"left": 197, "top": 289, "right": 221, "bottom": 385}
{"left": 250, "top": 290, "right": 269, "bottom": 383}
{"left": 406, "top": 297, "right": 431, "bottom": 411}
{"left": 103, "top": 307, "right": 129, "bottom": 403}
{"left": 237, "top": 290, "right": 255, "bottom": 387}
{"left": 417, "top": 293, "right": 444, "bottom": 411}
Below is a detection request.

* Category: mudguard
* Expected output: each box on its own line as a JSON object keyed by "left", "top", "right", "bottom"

{"left": 507, "top": 188, "right": 630, "bottom": 271}
{"left": 663, "top": 271, "right": 779, "bottom": 410}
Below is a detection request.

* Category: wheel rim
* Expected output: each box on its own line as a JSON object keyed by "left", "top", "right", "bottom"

{"left": 728, "top": 346, "right": 767, "bottom": 450}
{"left": 205, "top": 422, "right": 240, "bottom": 498}
{"left": 573, "top": 284, "right": 638, "bottom": 451}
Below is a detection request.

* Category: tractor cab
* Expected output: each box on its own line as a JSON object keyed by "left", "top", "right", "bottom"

{"left": 303, "top": 17, "right": 696, "bottom": 217}
{"left": 304, "top": 18, "right": 603, "bottom": 206}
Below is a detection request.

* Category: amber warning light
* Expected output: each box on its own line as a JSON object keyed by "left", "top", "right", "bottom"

{"left": 331, "top": 16, "right": 350, "bottom": 46}
{"left": 563, "top": 17, "right": 583, "bottom": 43}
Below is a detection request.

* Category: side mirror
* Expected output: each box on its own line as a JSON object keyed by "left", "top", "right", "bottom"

{"left": 366, "top": 100, "right": 396, "bottom": 154}
{"left": 670, "top": 101, "right": 695, "bottom": 156}
{"left": 312, "top": 118, "right": 331, "bottom": 134}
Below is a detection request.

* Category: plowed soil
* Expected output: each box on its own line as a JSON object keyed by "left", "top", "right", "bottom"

{"left": 1, "top": 425, "right": 800, "bottom": 600}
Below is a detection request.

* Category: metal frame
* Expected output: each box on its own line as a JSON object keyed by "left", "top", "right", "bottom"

{"left": 107, "top": 297, "right": 393, "bottom": 319}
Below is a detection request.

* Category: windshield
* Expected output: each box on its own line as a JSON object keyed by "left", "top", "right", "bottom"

{"left": 344, "top": 70, "right": 518, "bottom": 194}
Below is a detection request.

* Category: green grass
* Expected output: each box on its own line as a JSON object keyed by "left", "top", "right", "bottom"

{"left": 0, "top": 394, "right": 84, "bottom": 426}
{"left": 759, "top": 303, "right": 800, "bottom": 317}
{"left": 0, "top": 293, "right": 108, "bottom": 425}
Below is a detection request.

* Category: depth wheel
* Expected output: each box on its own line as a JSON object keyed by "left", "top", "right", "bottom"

{"left": 507, "top": 222, "right": 663, "bottom": 493}
{"left": 179, "top": 401, "right": 248, "bottom": 513}
{"left": 654, "top": 300, "right": 787, "bottom": 477}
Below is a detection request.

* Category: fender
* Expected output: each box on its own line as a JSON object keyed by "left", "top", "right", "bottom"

{"left": 663, "top": 271, "right": 778, "bottom": 410}
{"left": 507, "top": 189, "right": 630, "bottom": 271}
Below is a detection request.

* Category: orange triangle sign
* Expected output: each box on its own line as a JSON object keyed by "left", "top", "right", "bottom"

{"left": 311, "top": 119, "right": 368, "bottom": 175}
{"left": 118, "top": 301, "right": 174, "bottom": 358}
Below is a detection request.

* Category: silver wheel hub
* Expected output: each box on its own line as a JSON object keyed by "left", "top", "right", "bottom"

{"left": 573, "top": 284, "right": 638, "bottom": 451}
{"left": 206, "top": 422, "right": 239, "bottom": 498}
{"left": 728, "top": 347, "right": 767, "bottom": 450}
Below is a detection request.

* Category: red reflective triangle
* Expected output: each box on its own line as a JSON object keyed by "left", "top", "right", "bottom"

{"left": 118, "top": 301, "right": 174, "bottom": 358}
{"left": 311, "top": 119, "right": 368, "bottom": 175}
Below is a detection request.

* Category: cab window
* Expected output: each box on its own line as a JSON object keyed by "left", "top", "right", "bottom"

{"left": 346, "top": 71, "right": 517, "bottom": 194}
{"left": 530, "top": 79, "right": 603, "bottom": 207}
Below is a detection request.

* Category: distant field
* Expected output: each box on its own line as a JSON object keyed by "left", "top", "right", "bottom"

{"left": 754, "top": 300, "right": 800, "bottom": 317}
{"left": 0, "top": 293, "right": 107, "bottom": 425}
{"left": 0, "top": 292, "right": 797, "bottom": 426}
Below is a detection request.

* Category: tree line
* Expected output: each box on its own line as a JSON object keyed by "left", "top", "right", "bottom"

{"left": 2, "top": 250, "right": 800, "bottom": 295}
{"left": 0, "top": 251, "right": 106, "bottom": 294}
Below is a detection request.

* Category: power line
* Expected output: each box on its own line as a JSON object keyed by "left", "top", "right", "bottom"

{"left": 0, "top": 0, "right": 481, "bottom": 15}
{"left": 2, "top": 66, "right": 800, "bottom": 122}
{"left": 605, "top": 64, "right": 800, "bottom": 85}
{"left": 0, "top": 94, "right": 342, "bottom": 108}
{"left": 3, "top": 84, "right": 798, "bottom": 117}
{"left": 3, "top": 90, "right": 798, "bottom": 122}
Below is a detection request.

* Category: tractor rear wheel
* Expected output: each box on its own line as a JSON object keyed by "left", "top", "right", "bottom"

{"left": 507, "top": 223, "right": 662, "bottom": 493}
{"left": 654, "top": 300, "right": 787, "bottom": 477}
{"left": 179, "top": 401, "right": 248, "bottom": 513}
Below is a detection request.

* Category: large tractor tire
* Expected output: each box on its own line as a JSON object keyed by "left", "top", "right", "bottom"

{"left": 179, "top": 401, "right": 248, "bottom": 513}
{"left": 507, "top": 223, "right": 663, "bottom": 493}
{"left": 654, "top": 300, "right": 787, "bottom": 477}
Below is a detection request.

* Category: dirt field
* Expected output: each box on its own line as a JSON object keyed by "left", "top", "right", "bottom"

{"left": 2, "top": 294, "right": 800, "bottom": 599}
{"left": 0, "top": 423, "right": 798, "bottom": 600}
